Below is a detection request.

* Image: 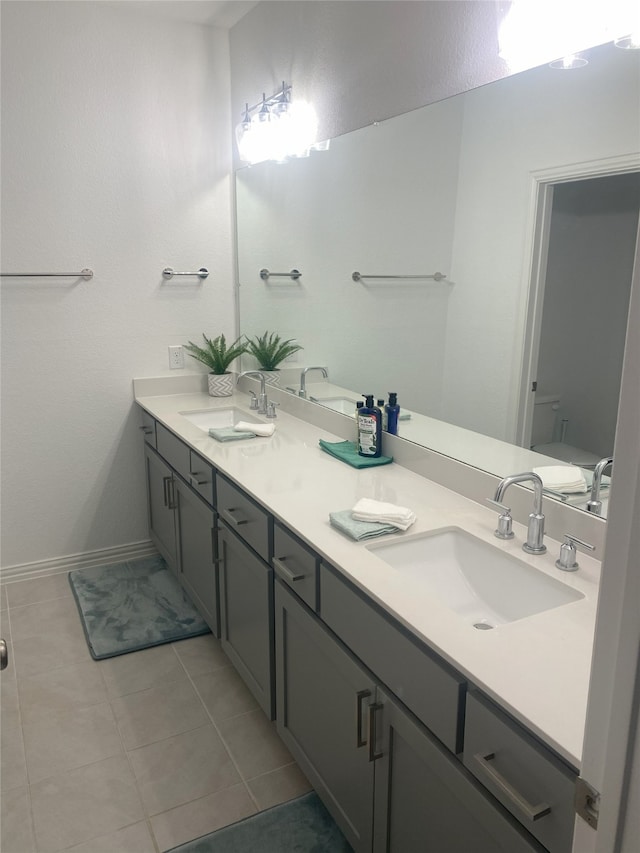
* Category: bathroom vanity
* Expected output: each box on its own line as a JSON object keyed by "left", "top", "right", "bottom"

{"left": 135, "top": 380, "right": 600, "bottom": 853}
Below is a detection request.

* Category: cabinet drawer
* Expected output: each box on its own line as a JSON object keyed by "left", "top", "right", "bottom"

{"left": 320, "top": 563, "right": 465, "bottom": 753}
{"left": 187, "top": 450, "right": 215, "bottom": 507}
{"left": 273, "top": 523, "right": 318, "bottom": 611}
{"left": 139, "top": 410, "right": 156, "bottom": 449}
{"left": 156, "top": 423, "right": 191, "bottom": 481}
{"left": 463, "top": 690, "right": 576, "bottom": 853}
{"left": 217, "top": 475, "right": 270, "bottom": 562}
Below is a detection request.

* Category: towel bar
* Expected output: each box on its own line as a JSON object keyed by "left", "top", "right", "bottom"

{"left": 352, "top": 271, "right": 446, "bottom": 282}
{"left": 162, "top": 267, "right": 209, "bottom": 280}
{"left": 260, "top": 268, "right": 301, "bottom": 281}
{"left": 1, "top": 269, "right": 93, "bottom": 280}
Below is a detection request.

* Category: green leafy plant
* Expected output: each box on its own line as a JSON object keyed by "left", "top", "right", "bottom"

{"left": 183, "top": 333, "right": 248, "bottom": 375}
{"left": 246, "top": 331, "right": 303, "bottom": 371}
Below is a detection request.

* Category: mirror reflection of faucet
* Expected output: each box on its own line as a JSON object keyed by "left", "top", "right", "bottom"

{"left": 587, "top": 457, "right": 614, "bottom": 515}
{"left": 298, "top": 366, "right": 329, "bottom": 398}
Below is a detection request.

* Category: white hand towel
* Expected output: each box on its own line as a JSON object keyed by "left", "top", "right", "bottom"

{"left": 351, "top": 497, "right": 416, "bottom": 531}
{"left": 234, "top": 421, "right": 275, "bottom": 437}
{"left": 533, "top": 465, "right": 587, "bottom": 494}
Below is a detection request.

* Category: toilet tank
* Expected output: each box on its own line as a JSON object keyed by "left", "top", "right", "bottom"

{"left": 531, "top": 394, "right": 561, "bottom": 446}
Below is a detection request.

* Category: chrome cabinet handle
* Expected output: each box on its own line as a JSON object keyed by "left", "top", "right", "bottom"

{"left": 167, "top": 478, "right": 177, "bottom": 510}
{"left": 189, "top": 473, "right": 208, "bottom": 487}
{"left": 272, "top": 556, "right": 305, "bottom": 583}
{"left": 368, "top": 703, "right": 383, "bottom": 762}
{"left": 139, "top": 425, "right": 154, "bottom": 436}
{"left": 221, "top": 507, "right": 248, "bottom": 527}
{"left": 474, "top": 752, "right": 551, "bottom": 822}
{"left": 356, "top": 690, "right": 372, "bottom": 748}
{"left": 0, "top": 639, "right": 8, "bottom": 671}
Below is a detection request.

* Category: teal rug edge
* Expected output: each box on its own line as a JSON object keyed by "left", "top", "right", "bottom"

{"left": 164, "top": 791, "right": 352, "bottom": 853}
{"left": 68, "top": 555, "right": 211, "bottom": 661}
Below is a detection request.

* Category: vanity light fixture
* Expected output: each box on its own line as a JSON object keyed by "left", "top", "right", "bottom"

{"left": 614, "top": 33, "right": 640, "bottom": 48}
{"left": 549, "top": 53, "right": 589, "bottom": 69}
{"left": 235, "top": 82, "right": 320, "bottom": 165}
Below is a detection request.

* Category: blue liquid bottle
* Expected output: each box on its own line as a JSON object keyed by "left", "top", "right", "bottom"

{"left": 385, "top": 392, "right": 400, "bottom": 435}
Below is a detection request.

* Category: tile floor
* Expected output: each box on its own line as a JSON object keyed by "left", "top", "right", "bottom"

{"left": 0, "top": 573, "right": 311, "bottom": 852}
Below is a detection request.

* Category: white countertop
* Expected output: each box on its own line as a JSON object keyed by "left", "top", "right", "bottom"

{"left": 135, "top": 386, "right": 600, "bottom": 769}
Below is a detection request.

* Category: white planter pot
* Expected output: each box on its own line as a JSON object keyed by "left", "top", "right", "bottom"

{"left": 208, "top": 373, "right": 234, "bottom": 397}
{"left": 261, "top": 370, "right": 280, "bottom": 387}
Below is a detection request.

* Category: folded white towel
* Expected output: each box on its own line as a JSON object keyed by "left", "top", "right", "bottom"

{"left": 351, "top": 497, "right": 416, "bottom": 531}
{"left": 533, "top": 465, "right": 587, "bottom": 494}
{"left": 234, "top": 421, "right": 275, "bottom": 437}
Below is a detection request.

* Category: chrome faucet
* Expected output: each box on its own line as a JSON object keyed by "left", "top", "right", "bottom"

{"left": 586, "top": 457, "right": 613, "bottom": 515}
{"left": 237, "top": 370, "right": 268, "bottom": 414}
{"left": 492, "top": 472, "right": 547, "bottom": 554}
{"left": 299, "top": 366, "right": 328, "bottom": 398}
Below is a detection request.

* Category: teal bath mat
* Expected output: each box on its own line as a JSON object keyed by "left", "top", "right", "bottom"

{"left": 69, "top": 556, "right": 210, "bottom": 660}
{"left": 165, "top": 792, "right": 352, "bottom": 853}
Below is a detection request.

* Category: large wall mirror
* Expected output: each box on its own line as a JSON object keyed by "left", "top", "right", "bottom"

{"left": 236, "top": 42, "right": 640, "bottom": 519}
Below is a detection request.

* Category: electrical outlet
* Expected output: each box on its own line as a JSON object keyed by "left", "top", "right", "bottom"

{"left": 168, "top": 345, "right": 184, "bottom": 369}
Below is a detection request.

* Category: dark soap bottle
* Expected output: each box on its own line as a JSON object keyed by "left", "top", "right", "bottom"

{"left": 357, "top": 394, "right": 382, "bottom": 457}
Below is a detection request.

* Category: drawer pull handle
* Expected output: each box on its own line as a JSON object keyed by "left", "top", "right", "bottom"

{"left": 189, "top": 473, "right": 208, "bottom": 487}
{"left": 162, "top": 475, "right": 172, "bottom": 508}
{"left": 139, "top": 425, "right": 153, "bottom": 436}
{"left": 368, "top": 703, "right": 383, "bottom": 762}
{"left": 474, "top": 752, "right": 551, "bottom": 822}
{"left": 356, "top": 690, "right": 372, "bottom": 748}
{"left": 221, "top": 508, "right": 248, "bottom": 527}
{"left": 273, "top": 557, "right": 305, "bottom": 583}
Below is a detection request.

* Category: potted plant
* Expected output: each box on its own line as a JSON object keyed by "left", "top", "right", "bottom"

{"left": 183, "top": 333, "right": 248, "bottom": 397}
{"left": 245, "top": 331, "right": 303, "bottom": 385}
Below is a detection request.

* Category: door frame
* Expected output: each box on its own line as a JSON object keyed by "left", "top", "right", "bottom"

{"left": 514, "top": 153, "right": 640, "bottom": 448}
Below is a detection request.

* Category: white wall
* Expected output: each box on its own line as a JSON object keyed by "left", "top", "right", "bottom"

{"left": 0, "top": 1, "right": 234, "bottom": 570}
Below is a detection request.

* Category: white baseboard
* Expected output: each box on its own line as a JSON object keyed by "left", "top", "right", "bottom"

{"left": 0, "top": 540, "right": 159, "bottom": 584}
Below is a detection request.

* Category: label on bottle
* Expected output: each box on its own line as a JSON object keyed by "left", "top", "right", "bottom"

{"left": 358, "top": 414, "right": 378, "bottom": 455}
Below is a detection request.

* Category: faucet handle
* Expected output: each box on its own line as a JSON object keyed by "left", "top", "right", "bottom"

{"left": 486, "top": 499, "right": 514, "bottom": 540}
{"left": 266, "top": 401, "right": 280, "bottom": 419}
{"left": 248, "top": 391, "right": 259, "bottom": 410}
{"left": 555, "top": 534, "right": 595, "bottom": 572}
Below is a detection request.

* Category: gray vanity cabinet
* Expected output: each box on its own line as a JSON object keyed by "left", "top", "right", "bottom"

{"left": 141, "top": 413, "right": 219, "bottom": 633}
{"left": 373, "top": 690, "right": 545, "bottom": 853}
{"left": 216, "top": 474, "right": 274, "bottom": 718}
{"left": 217, "top": 523, "right": 274, "bottom": 718}
{"left": 144, "top": 444, "right": 178, "bottom": 573}
{"left": 174, "top": 479, "right": 218, "bottom": 634}
{"left": 275, "top": 579, "right": 375, "bottom": 852}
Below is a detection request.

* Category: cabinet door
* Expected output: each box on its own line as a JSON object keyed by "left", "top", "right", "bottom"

{"left": 373, "top": 689, "right": 544, "bottom": 853}
{"left": 174, "top": 479, "right": 219, "bottom": 635}
{"left": 144, "top": 445, "right": 177, "bottom": 573}
{"left": 218, "top": 522, "right": 274, "bottom": 718}
{"left": 275, "top": 580, "right": 375, "bottom": 853}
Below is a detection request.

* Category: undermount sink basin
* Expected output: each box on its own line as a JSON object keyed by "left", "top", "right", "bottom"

{"left": 180, "top": 407, "right": 264, "bottom": 432}
{"left": 309, "top": 396, "right": 358, "bottom": 415}
{"left": 367, "top": 527, "right": 584, "bottom": 628}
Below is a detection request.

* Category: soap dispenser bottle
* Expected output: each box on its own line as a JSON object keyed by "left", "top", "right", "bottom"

{"left": 377, "top": 399, "right": 388, "bottom": 432}
{"left": 386, "top": 392, "right": 400, "bottom": 435}
{"left": 358, "top": 394, "right": 382, "bottom": 457}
